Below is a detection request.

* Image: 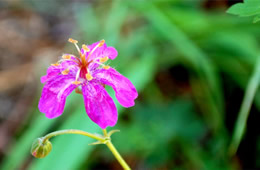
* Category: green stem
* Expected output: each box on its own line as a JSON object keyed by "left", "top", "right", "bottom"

{"left": 103, "top": 129, "right": 131, "bottom": 170}
{"left": 42, "top": 129, "right": 105, "bottom": 143}
{"left": 103, "top": 129, "right": 108, "bottom": 136}
{"left": 41, "top": 129, "right": 130, "bottom": 170}
{"left": 229, "top": 56, "right": 260, "bottom": 155}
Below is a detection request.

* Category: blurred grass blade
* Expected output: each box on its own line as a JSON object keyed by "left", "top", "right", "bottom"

{"left": 0, "top": 94, "right": 80, "bottom": 170}
{"left": 0, "top": 114, "right": 56, "bottom": 170}
{"left": 103, "top": 0, "right": 128, "bottom": 44}
{"left": 229, "top": 56, "right": 260, "bottom": 155}
{"left": 132, "top": 2, "right": 223, "bottom": 131}
{"left": 75, "top": 4, "right": 100, "bottom": 40}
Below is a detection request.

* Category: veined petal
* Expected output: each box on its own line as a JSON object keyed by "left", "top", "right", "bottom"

{"left": 82, "top": 81, "right": 117, "bottom": 129}
{"left": 38, "top": 75, "right": 78, "bottom": 118}
{"left": 41, "top": 65, "right": 61, "bottom": 83}
{"left": 94, "top": 68, "right": 138, "bottom": 107}
{"left": 60, "top": 55, "right": 79, "bottom": 69}
{"left": 103, "top": 46, "right": 118, "bottom": 60}
{"left": 81, "top": 42, "right": 103, "bottom": 61}
{"left": 41, "top": 56, "right": 79, "bottom": 83}
{"left": 81, "top": 42, "right": 118, "bottom": 61}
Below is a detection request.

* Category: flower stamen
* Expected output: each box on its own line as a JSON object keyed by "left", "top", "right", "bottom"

{"left": 68, "top": 38, "right": 81, "bottom": 54}
{"left": 75, "top": 68, "right": 81, "bottom": 81}
{"left": 98, "top": 39, "right": 105, "bottom": 47}
{"left": 103, "top": 65, "right": 110, "bottom": 70}
{"left": 92, "top": 60, "right": 110, "bottom": 69}
{"left": 62, "top": 54, "right": 71, "bottom": 60}
{"left": 86, "top": 40, "right": 106, "bottom": 61}
{"left": 82, "top": 44, "right": 90, "bottom": 52}
{"left": 85, "top": 73, "right": 93, "bottom": 81}
{"left": 72, "top": 81, "right": 81, "bottom": 85}
{"left": 100, "top": 56, "right": 109, "bottom": 63}
{"left": 68, "top": 38, "right": 78, "bottom": 44}
{"left": 51, "top": 63, "right": 60, "bottom": 67}
{"left": 80, "top": 53, "right": 87, "bottom": 67}
{"left": 61, "top": 68, "right": 70, "bottom": 75}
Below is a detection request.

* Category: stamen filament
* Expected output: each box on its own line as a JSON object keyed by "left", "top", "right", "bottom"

{"left": 57, "top": 58, "right": 80, "bottom": 66}
{"left": 75, "top": 68, "right": 81, "bottom": 81}
{"left": 74, "top": 44, "right": 81, "bottom": 54}
{"left": 68, "top": 38, "right": 80, "bottom": 53}
{"left": 93, "top": 61, "right": 106, "bottom": 67}
{"left": 92, "top": 60, "right": 110, "bottom": 70}
{"left": 86, "top": 40, "right": 106, "bottom": 61}
{"left": 80, "top": 53, "right": 87, "bottom": 67}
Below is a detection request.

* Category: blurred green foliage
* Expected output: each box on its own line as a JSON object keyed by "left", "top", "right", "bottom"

{"left": 1, "top": 0, "right": 260, "bottom": 169}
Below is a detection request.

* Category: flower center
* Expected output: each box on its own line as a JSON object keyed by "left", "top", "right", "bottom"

{"left": 65, "top": 38, "right": 111, "bottom": 85}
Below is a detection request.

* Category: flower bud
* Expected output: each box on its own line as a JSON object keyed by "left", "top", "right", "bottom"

{"left": 31, "top": 138, "right": 52, "bottom": 158}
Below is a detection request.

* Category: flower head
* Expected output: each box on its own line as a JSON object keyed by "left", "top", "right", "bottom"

{"left": 39, "top": 38, "right": 138, "bottom": 129}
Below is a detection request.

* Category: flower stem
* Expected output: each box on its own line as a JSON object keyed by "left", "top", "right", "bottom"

{"left": 40, "top": 129, "right": 130, "bottom": 169}
{"left": 103, "top": 129, "right": 131, "bottom": 170}
{"left": 42, "top": 129, "right": 105, "bottom": 143}
{"left": 103, "top": 129, "right": 108, "bottom": 136}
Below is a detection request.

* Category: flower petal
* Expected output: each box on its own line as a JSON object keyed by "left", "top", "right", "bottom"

{"left": 103, "top": 46, "right": 118, "bottom": 60}
{"left": 38, "top": 75, "right": 78, "bottom": 118}
{"left": 82, "top": 81, "right": 117, "bottom": 129}
{"left": 94, "top": 68, "right": 138, "bottom": 107}
{"left": 41, "top": 65, "right": 61, "bottom": 83}
{"left": 60, "top": 55, "right": 79, "bottom": 71}
{"left": 81, "top": 42, "right": 103, "bottom": 61}
{"left": 41, "top": 55, "right": 79, "bottom": 83}
{"left": 81, "top": 42, "right": 118, "bottom": 61}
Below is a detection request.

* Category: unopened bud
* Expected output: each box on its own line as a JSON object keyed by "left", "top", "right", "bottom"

{"left": 31, "top": 138, "right": 52, "bottom": 158}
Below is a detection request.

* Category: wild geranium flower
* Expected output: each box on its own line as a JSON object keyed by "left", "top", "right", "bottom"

{"left": 39, "top": 38, "right": 138, "bottom": 129}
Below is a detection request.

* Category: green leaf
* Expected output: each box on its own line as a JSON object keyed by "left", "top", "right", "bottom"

{"left": 227, "top": 0, "right": 260, "bottom": 22}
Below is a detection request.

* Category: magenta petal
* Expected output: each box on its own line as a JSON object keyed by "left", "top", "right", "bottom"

{"left": 81, "top": 42, "right": 117, "bottom": 60}
{"left": 94, "top": 68, "right": 138, "bottom": 108}
{"left": 40, "top": 75, "right": 48, "bottom": 83}
{"left": 103, "top": 46, "right": 118, "bottom": 60}
{"left": 82, "top": 82, "right": 118, "bottom": 129}
{"left": 41, "top": 65, "right": 61, "bottom": 83}
{"left": 81, "top": 42, "right": 104, "bottom": 61}
{"left": 60, "top": 57, "right": 79, "bottom": 71}
{"left": 38, "top": 75, "right": 78, "bottom": 118}
{"left": 41, "top": 57, "right": 79, "bottom": 84}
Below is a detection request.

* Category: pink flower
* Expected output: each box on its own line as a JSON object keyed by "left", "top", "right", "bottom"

{"left": 38, "top": 38, "right": 138, "bottom": 129}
